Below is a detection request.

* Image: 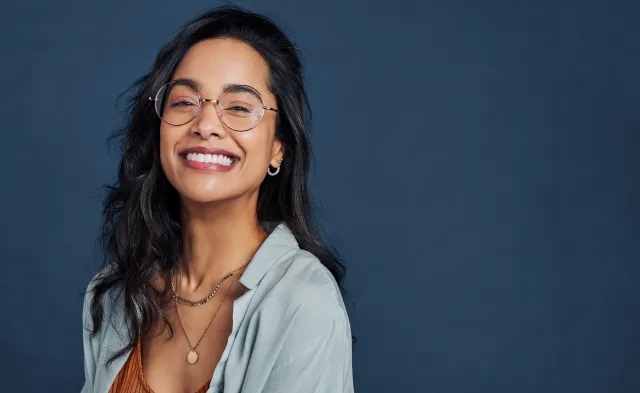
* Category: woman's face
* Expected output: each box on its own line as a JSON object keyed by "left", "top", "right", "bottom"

{"left": 159, "top": 38, "right": 283, "bottom": 205}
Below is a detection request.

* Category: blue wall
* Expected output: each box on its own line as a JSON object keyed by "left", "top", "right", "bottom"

{"left": 1, "top": 1, "right": 638, "bottom": 392}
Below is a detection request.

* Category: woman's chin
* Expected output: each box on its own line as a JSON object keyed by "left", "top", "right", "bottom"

{"left": 178, "top": 189, "right": 234, "bottom": 205}
{"left": 169, "top": 176, "right": 234, "bottom": 204}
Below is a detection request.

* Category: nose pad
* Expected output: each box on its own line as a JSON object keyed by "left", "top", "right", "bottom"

{"left": 191, "top": 101, "right": 226, "bottom": 139}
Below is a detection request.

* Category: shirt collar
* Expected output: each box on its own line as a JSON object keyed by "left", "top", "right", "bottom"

{"left": 239, "top": 221, "right": 299, "bottom": 290}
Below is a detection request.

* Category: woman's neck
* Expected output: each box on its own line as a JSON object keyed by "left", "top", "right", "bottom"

{"left": 177, "top": 198, "right": 268, "bottom": 294}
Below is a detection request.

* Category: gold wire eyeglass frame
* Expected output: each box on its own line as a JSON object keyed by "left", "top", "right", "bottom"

{"left": 147, "top": 81, "right": 278, "bottom": 132}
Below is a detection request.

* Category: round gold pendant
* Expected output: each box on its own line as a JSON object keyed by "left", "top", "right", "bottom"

{"left": 187, "top": 350, "right": 199, "bottom": 365}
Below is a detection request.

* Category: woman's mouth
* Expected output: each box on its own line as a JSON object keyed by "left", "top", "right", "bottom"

{"left": 181, "top": 152, "right": 238, "bottom": 172}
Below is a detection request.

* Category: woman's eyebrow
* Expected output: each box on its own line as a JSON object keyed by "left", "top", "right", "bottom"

{"left": 222, "top": 83, "right": 263, "bottom": 101}
{"left": 171, "top": 77, "right": 203, "bottom": 90}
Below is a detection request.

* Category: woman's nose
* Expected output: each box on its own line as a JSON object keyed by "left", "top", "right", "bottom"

{"left": 191, "top": 100, "right": 227, "bottom": 139}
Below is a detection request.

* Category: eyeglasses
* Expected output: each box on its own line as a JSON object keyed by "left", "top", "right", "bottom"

{"left": 148, "top": 80, "right": 278, "bottom": 132}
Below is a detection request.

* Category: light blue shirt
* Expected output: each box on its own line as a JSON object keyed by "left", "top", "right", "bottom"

{"left": 81, "top": 222, "right": 354, "bottom": 393}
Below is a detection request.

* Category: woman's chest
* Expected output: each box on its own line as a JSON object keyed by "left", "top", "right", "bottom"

{"left": 140, "top": 300, "right": 235, "bottom": 393}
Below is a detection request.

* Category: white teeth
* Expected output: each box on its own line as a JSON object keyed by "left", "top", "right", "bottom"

{"left": 185, "top": 153, "right": 235, "bottom": 166}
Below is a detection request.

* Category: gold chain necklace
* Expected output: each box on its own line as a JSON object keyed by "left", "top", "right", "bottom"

{"left": 170, "top": 268, "right": 233, "bottom": 307}
{"left": 171, "top": 262, "right": 249, "bottom": 364}
{"left": 175, "top": 275, "right": 237, "bottom": 365}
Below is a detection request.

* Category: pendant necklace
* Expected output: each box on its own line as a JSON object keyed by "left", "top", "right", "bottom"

{"left": 172, "top": 263, "right": 247, "bottom": 365}
{"left": 175, "top": 275, "right": 236, "bottom": 365}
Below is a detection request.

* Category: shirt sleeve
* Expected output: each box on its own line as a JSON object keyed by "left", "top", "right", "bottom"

{"left": 80, "top": 278, "right": 97, "bottom": 393}
{"left": 258, "top": 304, "right": 354, "bottom": 393}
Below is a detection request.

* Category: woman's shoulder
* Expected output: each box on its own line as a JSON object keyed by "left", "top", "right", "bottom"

{"left": 81, "top": 268, "right": 126, "bottom": 329}
{"left": 244, "top": 249, "right": 352, "bottom": 368}
{"left": 255, "top": 248, "right": 347, "bottom": 317}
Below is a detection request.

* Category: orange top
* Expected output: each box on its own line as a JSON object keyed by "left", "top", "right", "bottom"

{"left": 108, "top": 338, "right": 211, "bottom": 393}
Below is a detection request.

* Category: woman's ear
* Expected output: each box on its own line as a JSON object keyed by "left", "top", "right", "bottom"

{"left": 270, "top": 140, "right": 284, "bottom": 167}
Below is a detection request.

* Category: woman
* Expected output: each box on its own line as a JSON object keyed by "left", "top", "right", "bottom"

{"left": 81, "top": 6, "right": 353, "bottom": 393}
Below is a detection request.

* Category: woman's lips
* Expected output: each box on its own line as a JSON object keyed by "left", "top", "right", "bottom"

{"left": 180, "top": 153, "right": 238, "bottom": 172}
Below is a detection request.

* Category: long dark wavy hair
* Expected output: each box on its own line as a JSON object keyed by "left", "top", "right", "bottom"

{"left": 89, "top": 6, "right": 346, "bottom": 363}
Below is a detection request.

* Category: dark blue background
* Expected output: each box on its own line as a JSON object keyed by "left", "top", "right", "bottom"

{"left": 1, "top": 1, "right": 638, "bottom": 392}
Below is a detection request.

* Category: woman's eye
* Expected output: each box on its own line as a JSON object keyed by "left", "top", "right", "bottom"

{"left": 228, "top": 105, "right": 251, "bottom": 113}
{"left": 171, "top": 100, "right": 196, "bottom": 108}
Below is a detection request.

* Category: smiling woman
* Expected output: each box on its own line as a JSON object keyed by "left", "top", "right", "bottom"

{"left": 156, "top": 38, "right": 284, "bottom": 205}
{"left": 81, "top": 6, "right": 353, "bottom": 393}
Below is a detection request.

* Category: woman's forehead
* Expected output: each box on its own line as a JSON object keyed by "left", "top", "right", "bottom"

{"left": 173, "top": 38, "right": 271, "bottom": 97}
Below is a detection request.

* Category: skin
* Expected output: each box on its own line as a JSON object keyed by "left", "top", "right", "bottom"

{"left": 141, "top": 38, "right": 284, "bottom": 393}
